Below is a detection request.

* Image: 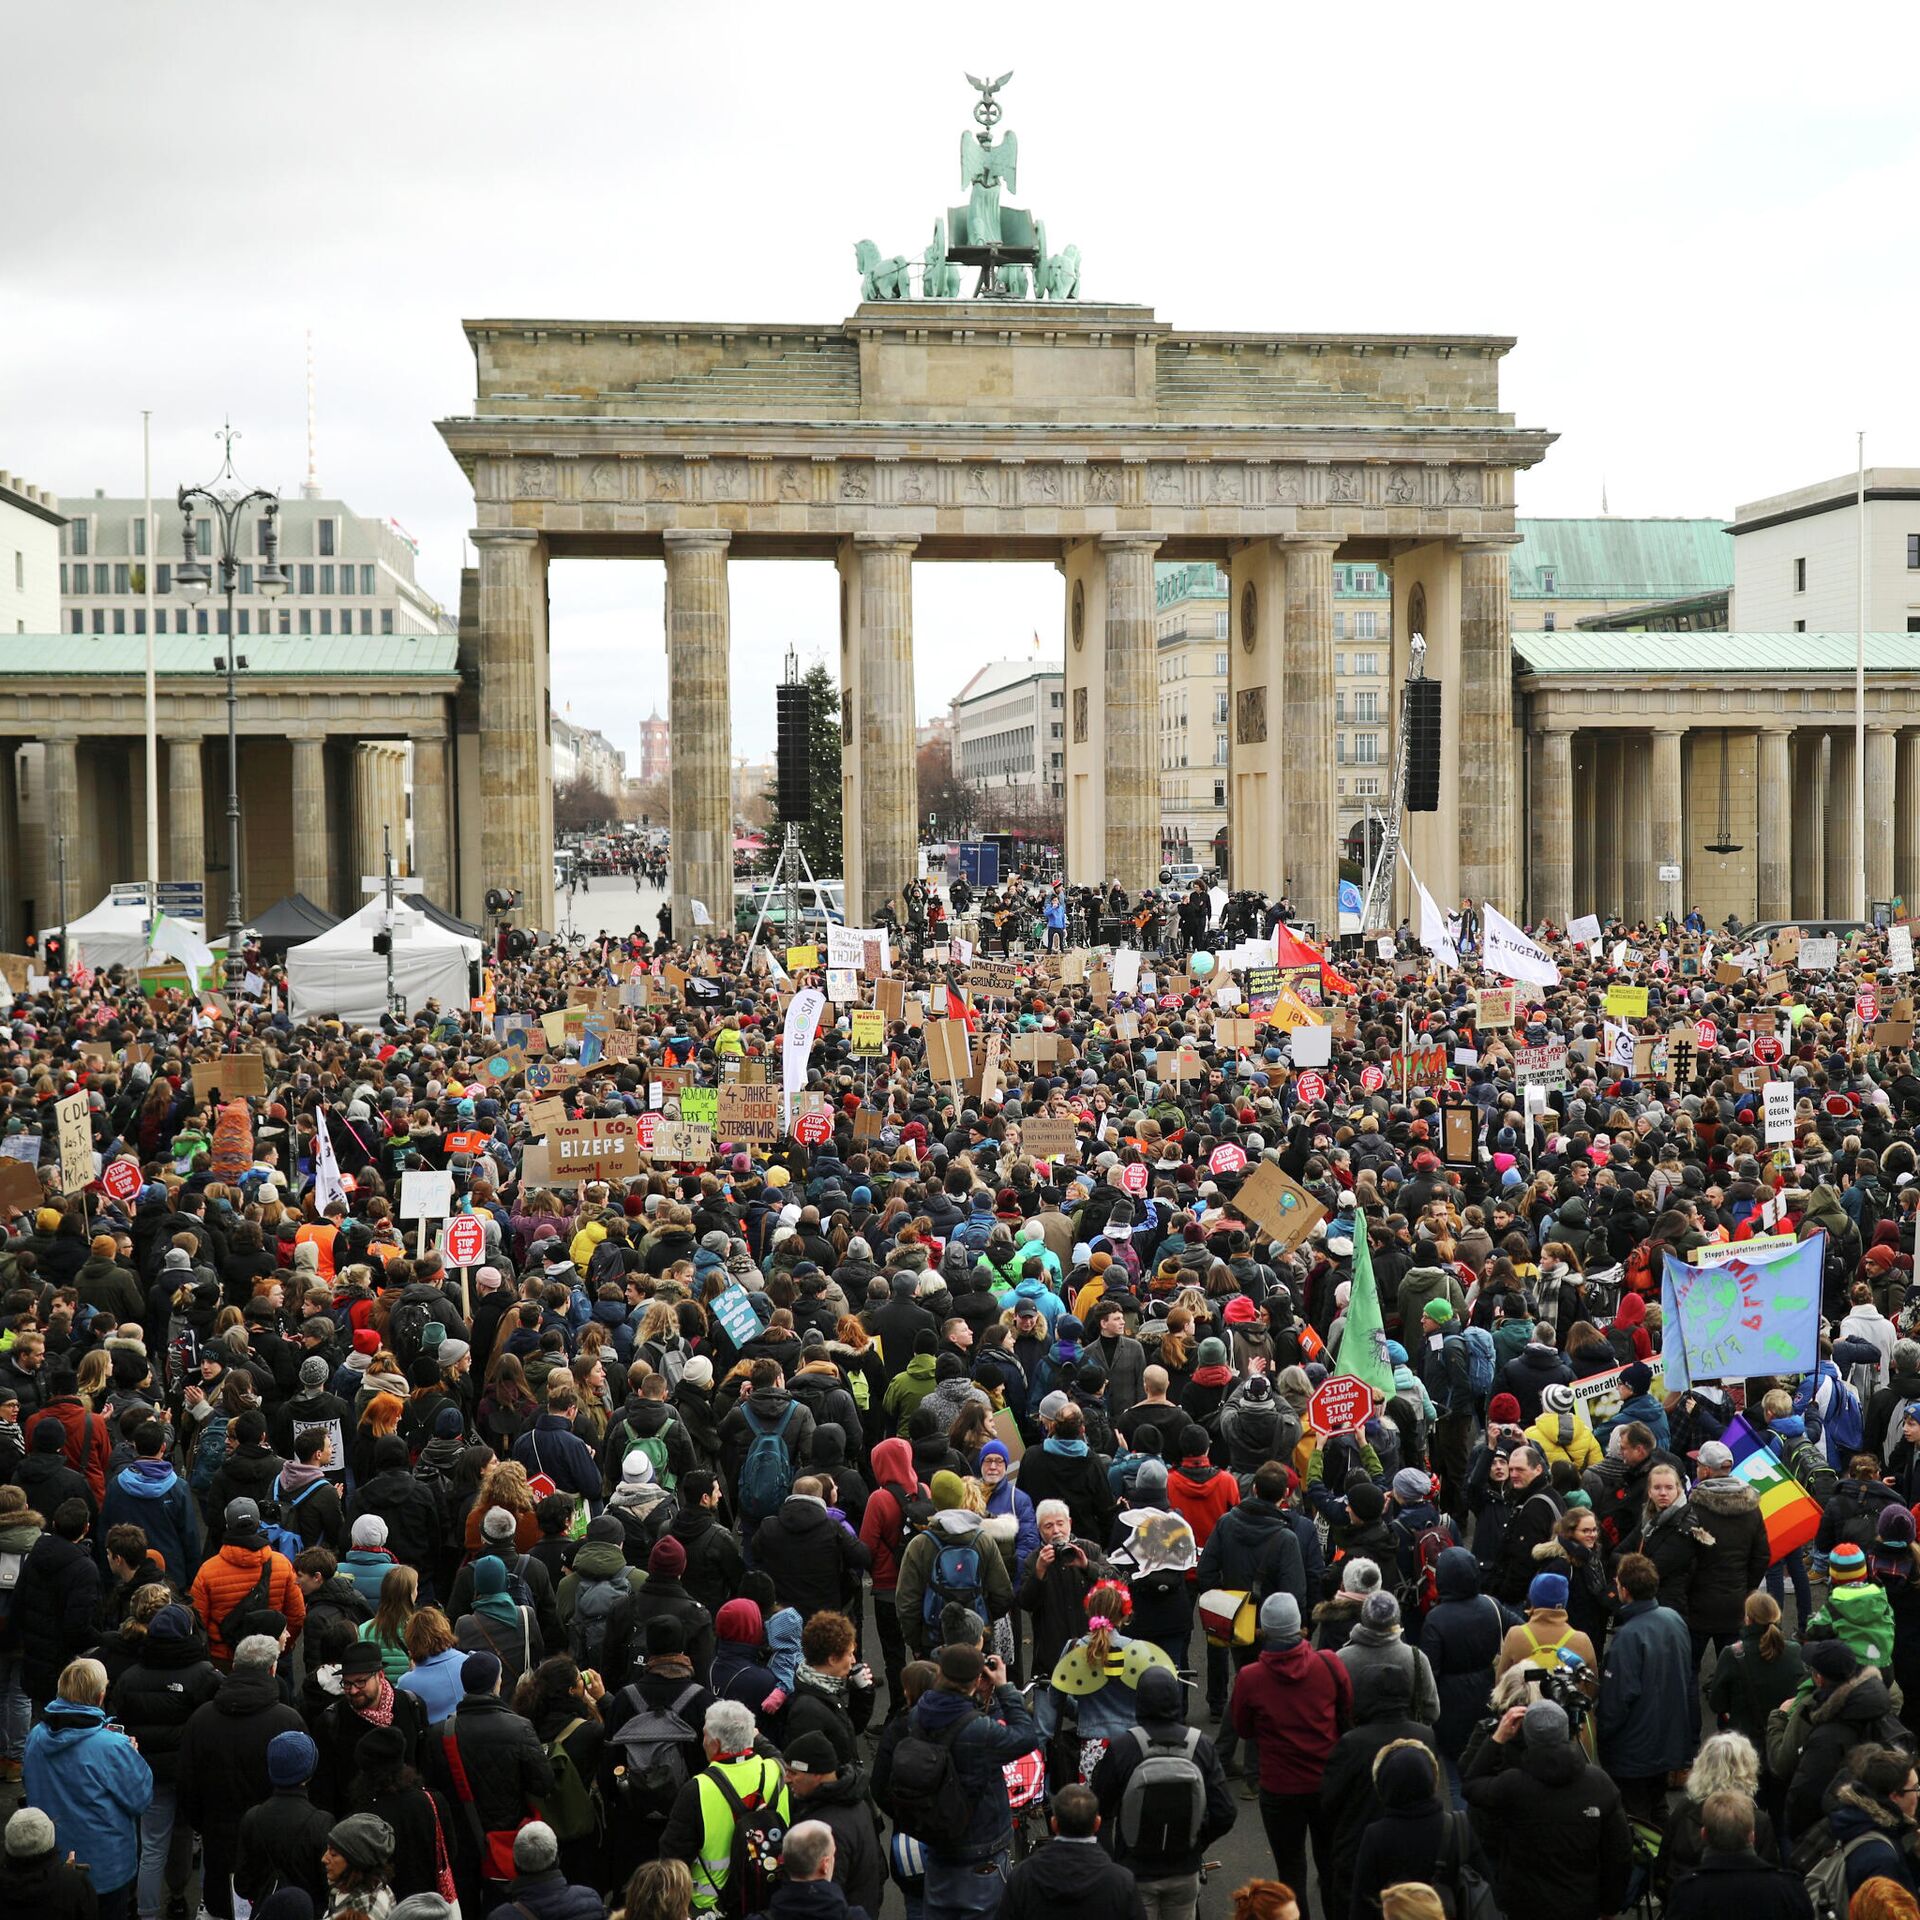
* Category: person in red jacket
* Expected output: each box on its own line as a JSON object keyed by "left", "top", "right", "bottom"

{"left": 1167, "top": 1420, "right": 1243, "bottom": 1722}
{"left": 1231, "top": 1589, "right": 1352, "bottom": 1909}
{"left": 33, "top": 1369, "right": 111, "bottom": 1505}
{"left": 857, "top": 1436, "right": 920, "bottom": 1710}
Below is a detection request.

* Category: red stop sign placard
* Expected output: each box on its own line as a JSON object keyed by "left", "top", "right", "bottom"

{"left": 1857, "top": 990, "right": 1879, "bottom": 1025}
{"left": 101, "top": 1158, "right": 142, "bottom": 1203}
{"left": 635, "top": 1110, "right": 660, "bottom": 1150}
{"left": 794, "top": 1111, "right": 832, "bottom": 1146}
{"left": 1295, "top": 1070, "right": 1328, "bottom": 1106}
{"left": 1119, "top": 1162, "right": 1149, "bottom": 1195}
{"left": 1694, "top": 1019, "right": 1718, "bottom": 1049}
{"left": 1753, "top": 1034, "right": 1785, "bottom": 1065}
{"left": 1209, "top": 1142, "right": 1246, "bottom": 1175}
{"left": 444, "top": 1214, "right": 487, "bottom": 1267}
{"left": 1308, "top": 1376, "right": 1377, "bottom": 1436}
{"left": 1359, "top": 1064, "right": 1386, "bottom": 1093}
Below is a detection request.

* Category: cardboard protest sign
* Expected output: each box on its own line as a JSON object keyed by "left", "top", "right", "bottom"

{"left": 1797, "top": 936, "right": 1838, "bottom": 973}
{"left": 965, "top": 962, "right": 1023, "bottom": 998}
{"left": 0, "top": 953, "right": 31, "bottom": 993}
{"left": 1022, "top": 1116, "right": 1081, "bottom": 1161}
{"left": 1010, "top": 1031, "right": 1070, "bottom": 1065}
{"left": 1212, "top": 1018, "right": 1257, "bottom": 1050}
{"left": 849, "top": 1009, "right": 885, "bottom": 1057}
{"left": 1603, "top": 985, "right": 1649, "bottom": 1019}
{"left": 874, "top": 977, "right": 905, "bottom": 1022}
{"left": 0, "top": 1158, "right": 43, "bottom": 1213}
{"left": 852, "top": 1108, "right": 883, "bottom": 1142}
{"left": 397, "top": 1169, "right": 455, "bottom": 1219}
{"left": 1474, "top": 986, "right": 1516, "bottom": 1029}
{"left": 1513, "top": 1042, "right": 1568, "bottom": 1091}
{"left": 652, "top": 1122, "right": 713, "bottom": 1163}
{"left": 716, "top": 1085, "right": 782, "bottom": 1143}
{"left": 1762, "top": 1080, "right": 1795, "bottom": 1144}
{"left": 548, "top": 1116, "right": 640, "bottom": 1182}
{"left": 1112, "top": 1012, "right": 1141, "bottom": 1040}
{"left": 1233, "top": 1161, "right": 1327, "bottom": 1252}
{"left": 55, "top": 1092, "right": 93, "bottom": 1194}
{"left": 1288, "top": 1022, "right": 1333, "bottom": 1068}
{"left": 1153, "top": 1045, "right": 1204, "bottom": 1081}
{"left": 679, "top": 1087, "right": 719, "bottom": 1129}
{"left": 924, "top": 1019, "right": 972, "bottom": 1085}
{"left": 526, "top": 1096, "right": 567, "bottom": 1137}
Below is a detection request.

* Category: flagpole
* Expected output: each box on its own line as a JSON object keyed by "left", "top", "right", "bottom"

{"left": 142, "top": 411, "right": 159, "bottom": 916}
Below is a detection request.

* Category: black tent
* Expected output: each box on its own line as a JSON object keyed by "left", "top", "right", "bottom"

{"left": 404, "top": 894, "right": 485, "bottom": 941}
{"left": 250, "top": 892, "right": 340, "bottom": 954}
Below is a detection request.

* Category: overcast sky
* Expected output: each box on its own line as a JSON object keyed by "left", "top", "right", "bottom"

{"left": 7, "top": 2, "right": 1920, "bottom": 764}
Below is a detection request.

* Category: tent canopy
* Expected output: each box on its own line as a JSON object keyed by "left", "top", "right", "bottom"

{"left": 404, "top": 894, "right": 483, "bottom": 941}
{"left": 46, "top": 895, "right": 206, "bottom": 973}
{"left": 286, "top": 896, "right": 481, "bottom": 1026}
{"left": 250, "top": 893, "right": 340, "bottom": 951}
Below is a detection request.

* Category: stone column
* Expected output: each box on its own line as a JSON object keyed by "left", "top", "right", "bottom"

{"left": 0, "top": 742, "right": 18, "bottom": 953}
{"left": 1827, "top": 728, "right": 1859, "bottom": 919}
{"left": 1531, "top": 729, "right": 1574, "bottom": 929}
{"left": 1101, "top": 534, "right": 1161, "bottom": 895}
{"left": 663, "top": 529, "right": 733, "bottom": 942}
{"left": 1867, "top": 725, "right": 1897, "bottom": 911}
{"left": 1898, "top": 731, "right": 1920, "bottom": 913}
{"left": 353, "top": 743, "right": 391, "bottom": 880}
{"left": 412, "top": 732, "right": 452, "bottom": 905}
{"left": 43, "top": 735, "right": 80, "bottom": 929}
{"left": 1458, "top": 541, "right": 1518, "bottom": 907}
{"left": 473, "top": 528, "right": 553, "bottom": 928}
{"left": 1792, "top": 733, "right": 1827, "bottom": 921}
{"left": 1595, "top": 735, "right": 1622, "bottom": 918}
{"left": 1754, "top": 727, "right": 1792, "bottom": 923}
{"left": 1282, "top": 536, "right": 1339, "bottom": 933}
{"left": 1650, "top": 727, "right": 1684, "bottom": 923}
{"left": 166, "top": 736, "right": 205, "bottom": 890}
{"left": 1622, "top": 736, "right": 1654, "bottom": 925}
{"left": 290, "top": 735, "right": 330, "bottom": 906}
{"left": 853, "top": 534, "right": 917, "bottom": 922}
{"left": 1572, "top": 733, "right": 1597, "bottom": 918}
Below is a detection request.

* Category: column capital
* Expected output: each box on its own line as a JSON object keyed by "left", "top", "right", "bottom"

{"left": 851, "top": 533, "right": 919, "bottom": 555}
{"left": 1651, "top": 724, "right": 1686, "bottom": 738}
{"left": 662, "top": 528, "right": 732, "bottom": 553}
{"left": 1276, "top": 533, "right": 1342, "bottom": 554}
{"left": 1098, "top": 533, "right": 1161, "bottom": 554}
{"left": 469, "top": 527, "right": 540, "bottom": 547}
{"left": 1870, "top": 721, "right": 1900, "bottom": 736}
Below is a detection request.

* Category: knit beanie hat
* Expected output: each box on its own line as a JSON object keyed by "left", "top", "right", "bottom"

{"left": 1391, "top": 1468, "right": 1430, "bottom": 1505}
{"left": 3, "top": 1808, "right": 55, "bottom": 1859}
{"left": 1806, "top": 1637, "right": 1860, "bottom": 1683}
{"left": 1528, "top": 1571, "right": 1570, "bottom": 1611}
{"left": 1487, "top": 1392, "right": 1522, "bottom": 1427}
{"left": 461, "top": 1651, "right": 502, "bottom": 1694}
{"left": 1422, "top": 1297, "right": 1454, "bottom": 1324}
{"left": 1347, "top": 1482, "right": 1387, "bottom": 1525}
{"left": 931, "top": 1470, "right": 967, "bottom": 1510}
{"left": 1342, "top": 1556, "right": 1383, "bottom": 1596}
{"left": 1879, "top": 1506, "right": 1918, "bottom": 1546}
{"left": 299, "top": 1355, "right": 331, "bottom": 1390}
{"left": 1134, "top": 1458, "right": 1170, "bottom": 1494}
{"left": 267, "top": 1728, "right": 319, "bottom": 1788}
{"left": 1361, "top": 1591, "right": 1400, "bottom": 1631}
{"left": 1522, "top": 1699, "right": 1570, "bottom": 1748}
{"left": 648, "top": 1536, "right": 688, "bottom": 1579}
{"left": 1830, "top": 1542, "right": 1869, "bottom": 1585}
{"left": 1259, "top": 1591, "right": 1302, "bottom": 1645}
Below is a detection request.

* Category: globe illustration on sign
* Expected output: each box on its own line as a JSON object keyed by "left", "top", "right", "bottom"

{"left": 1685, "top": 1267, "right": 1741, "bottom": 1350}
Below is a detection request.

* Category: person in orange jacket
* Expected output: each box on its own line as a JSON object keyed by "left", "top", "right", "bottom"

{"left": 188, "top": 1496, "right": 307, "bottom": 1666}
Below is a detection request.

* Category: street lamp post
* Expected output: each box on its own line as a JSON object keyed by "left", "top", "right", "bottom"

{"left": 175, "top": 425, "right": 288, "bottom": 980}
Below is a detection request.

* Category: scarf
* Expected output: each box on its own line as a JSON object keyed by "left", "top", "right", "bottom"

{"left": 473, "top": 1585, "right": 522, "bottom": 1630}
{"left": 796, "top": 1661, "right": 849, "bottom": 1703}
{"left": 356, "top": 1676, "right": 397, "bottom": 1727}
{"left": 1192, "top": 1364, "right": 1234, "bottom": 1388}
{"left": 1044, "top": 1435, "right": 1088, "bottom": 1458}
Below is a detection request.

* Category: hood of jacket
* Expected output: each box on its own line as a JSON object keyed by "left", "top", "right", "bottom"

{"left": 115, "top": 1455, "right": 183, "bottom": 1499}
{"left": 899, "top": 1352, "right": 937, "bottom": 1383}
{"left": 870, "top": 1437, "right": 915, "bottom": 1489}
{"left": 929, "top": 1508, "right": 983, "bottom": 1543}
{"left": 574, "top": 1540, "right": 629, "bottom": 1583}
{"left": 1345, "top": 1621, "right": 1406, "bottom": 1652}
{"left": 1434, "top": 1545, "right": 1481, "bottom": 1602}
{"left": 36, "top": 1701, "right": 114, "bottom": 1747}
{"left": 769, "top": 1494, "right": 835, "bottom": 1539}
{"left": 1690, "top": 1476, "right": 1759, "bottom": 1519}
{"left": 215, "top": 1667, "right": 284, "bottom": 1717}
{"left": 1811, "top": 1666, "right": 1896, "bottom": 1727}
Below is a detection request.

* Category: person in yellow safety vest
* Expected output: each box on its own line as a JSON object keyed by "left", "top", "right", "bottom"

{"left": 659, "top": 1697, "right": 791, "bottom": 1915}
{"left": 715, "top": 1022, "right": 745, "bottom": 1059}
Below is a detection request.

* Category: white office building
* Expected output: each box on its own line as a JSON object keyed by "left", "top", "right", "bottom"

{"left": 1731, "top": 467, "right": 1920, "bottom": 633}
{"left": 0, "top": 468, "right": 63, "bottom": 634}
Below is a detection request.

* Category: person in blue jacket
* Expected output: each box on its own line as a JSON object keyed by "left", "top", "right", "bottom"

{"left": 980, "top": 1441, "right": 1039, "bottom": 1580}
{"left": 97, "top": 1419, "right": 201, "bottom": 1585}
{"left": 23, "top": 1654, "right": 153, "bottom": 1919}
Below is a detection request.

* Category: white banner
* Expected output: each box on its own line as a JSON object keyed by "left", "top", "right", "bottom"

{"left": 312, "top": 1112, "right": 349, "bottom": 1211}
{"left": 1891, "top": 925, "right": 1914, "bottom": 975}
{"left": 1481, "top": 903, "right": 1561, "bottom": 986}
{"left": 1403, "top": 849, "right": 1457, "bottom": 969}
{"left": 782, "top": 986, "right": 827, "bottom": 1126}
{"left": 1566, "top": 913, "right": 1602, "bottom": 944}
{"left": 1763, "top": 1080, "right": 1795, "bottom": 1144}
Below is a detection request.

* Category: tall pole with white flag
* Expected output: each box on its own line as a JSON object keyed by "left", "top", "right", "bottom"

{"left": 142, "top": 412, "right": 159, "bottom": 917}
{"left": 1856, "top": 430, "right": 1868, "bottom": 920}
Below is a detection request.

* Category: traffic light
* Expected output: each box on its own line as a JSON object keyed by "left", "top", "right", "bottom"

{"left": 42, "top": 934, "right": 65, "bottom": 972}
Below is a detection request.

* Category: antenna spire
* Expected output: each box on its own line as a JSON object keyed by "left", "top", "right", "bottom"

{"left": 302, "top": 330, "right": 321, "bottom": 500}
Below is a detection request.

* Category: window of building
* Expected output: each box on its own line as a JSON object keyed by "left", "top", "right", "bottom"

{"left": 1538, "top": 566, "right": 1556, "bottom": 593}
{"left": 195, "top": 518, "right": 212, "bottom": 555}
{"left": 1333, "top": 612, "right": 1346, "bottom": 638}
{"left": 1213, "top": 781, "right": 1226, "bottom": 807}
{"left": 1356, "top": 733, "right": 1379, "bottom": 765}
{"left": 318, "top": 564, "right": 334, "bottom": 594}
{"left": 1215, "top": 732, "right": 1228, "bottom": 765}
{"left": 1215, "top": 651, "right": 1228, "bottom": 676}
{"left": 1909, "top": 617, "right": 1920, "bottom": 633}
{"left": 279, "top": 609, "right": 292, "bottom": 634}
{"left": 91, "top": 609, "right": 105, "bottom": 633}
{"left": 132, "top": 516, "right": 146, "bottom": 557}
{"left": 360, "top": 565, "right": 375, "bottom": 595}
{"left": 339, "top": 608, "right": 352, "bottom": 631}
{"left": 133, "top": 610, "right": 145, "bottom": 635}
{"left": 1543, "top": 612, "right": 1557, "bottom": 631}
{"left": 112, "top": 609, "right": 125, "bottom": 634}
{"left": 1214, "top": 612, "right": 1227, "bottom": 638}
{"left": 1795, "top": 557, "right": 1806, "bottom": 592}
{"left": 1337, "top": 776, "right": 1347, "bottom": 797}
{"left": 360, "top": 608, "right": 372, "bottom": 633}
{"left": 1335, "top": 692, "right": 1347, "bottom": 723}
{"left": 257, "top": 518, "right": 274, "bottom": 555}
{"left": 238, "top": 564, "right": 253, "bottom": 595}
{"left": 1214, "top": 692, "right": 1229, "bottom": 725}
{"left": 69, "top": 610, "right": 82, "bottom": 633}
{"left": 1335, "top": 652, "right": 1346, "bottom": 677}
{"left": 381, "top": 609, "right": 393, "bottom": 634}
{"left": 1356, "top": 692, "right": 1379, "bottom": 724}
{"left": 320, "top": 610, "right": 332, "bottom": 635}
{"left": 298, "top": 610, "right": 311, "bottom": 634}
{"left": 217, "top": 609, "right": 229, "bottom": 635}
{"left": 69, "top": 519, "right": 88, "bottom": 556}
{"left": 67, "top": 563, "right": 80, "bottom": 595}
{"left": 1354, "top": 651, "right": 1379, "bottom": 676}
{"left": 1354, "top": 776, "right": 1381, "bottom": 798}
{"left": 94, "top": 564, "right": 109, "bottom": 594}
{"left": 1353, "top": 611, "right": 1377, "bottom": 640}
{"left": 298, "top": 564, "right": 314, "bottom": 595}
{"left": 318, "top": 519, "right": 337, "bottom": 556}
{"left": 157, "top": 563, "right": 171, "bottom": 595}
{"left": 1050, "top": 689, "right": 1063, "bottom": 707}
{"left": 1794, "top": 619, "right": 1806, "bottom": 632}
{"left": 1335, "top": 733, "right": 1346, "bottom": 765}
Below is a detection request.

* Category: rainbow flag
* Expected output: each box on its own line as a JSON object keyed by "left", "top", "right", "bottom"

{"left": 1722, "top": 1412, "right": 1822, "bottom": 1562}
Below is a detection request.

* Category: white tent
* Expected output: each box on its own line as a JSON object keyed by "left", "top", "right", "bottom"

{"left": 286, "top": 894, "right": 480, "bottom": 1025}
{"left": 46, "top": 896, "right": 207, "bottom": 973}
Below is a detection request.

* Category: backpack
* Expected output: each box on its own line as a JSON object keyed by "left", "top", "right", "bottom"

{"left": 1434, "top": 1808, "right": 1503, "bottom": 1920}
{"left": 1461, "top": 1326, "right": 1496, "bottom": 1398}
{"left": 1117, "top": 1725, "right": 1206, "bottom": 1858}
{"left": 608, "top": 1682, "right": 704, "bottom": 1820}
{"left": 535, "top": 1717, "right": 600, "bottom": 1842}
{"left": 504, "top": 1554, "right": 536, "bottom": 1612}
{"left": 389, "top": 1295, "right": 434, "bottom": 1368}
{"left": 888, "top": 1707, "right": 974, "bottom": 1841}
{"left": 1820, "top": 1366, "right": 1865, "bottom": 1453}
{"left": 259, "top": 1477, "right": 323, "bottom": 1559}
{"left": 218, "top": 1554, "right": 275, "bottom": 1650}
{"left": 1804, "top": 1829, "right": 1889, "bottom": 1920}
{"left": 1782, "top": 1435, "right": 1839, "bottom": 1507}
{"left": 704, "top": 1758, "right": 788, "bottom": 1919}
{"left": 1623, "top": 1242, "right": 1655, "bottom": 1296}
{"left": 737, "top": 1402, "right": 798, "bottom": 1527}
{"left": 569, "top": 1571, "right": 632, "bottom": 1669}
{"left": 0, "top": 1539, "right": 25, "bottom": 1630}
{"left": 1395, "top": 1515, "right": 1459, "bottom": 1618}
{"left": 921, "top": 1540, "right": 984, "bottom": 1629}
{"left": 882, "top": 1479, "right": 935, "bottom": 1552}
{"left": 627, "top": 1413, "right": 680, "bottom": 1493}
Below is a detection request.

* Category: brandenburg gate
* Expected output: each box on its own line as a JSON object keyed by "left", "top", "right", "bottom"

{"left": 437, "top": 81, "right": 1553, "bottom": 934}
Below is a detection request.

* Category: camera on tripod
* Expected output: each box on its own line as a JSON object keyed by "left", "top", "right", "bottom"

{"left": 1519, "top": 1647, "right": 1594, "bottom": 1732}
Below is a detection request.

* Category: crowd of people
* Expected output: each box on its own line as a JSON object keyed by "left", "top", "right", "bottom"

{"left": 0, "top": 875, "right": 1917, "bottom": 1920}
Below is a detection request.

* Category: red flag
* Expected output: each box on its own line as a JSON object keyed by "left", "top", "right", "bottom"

{"left": 946, "top": 985, "right": 978, "bottom": 1030}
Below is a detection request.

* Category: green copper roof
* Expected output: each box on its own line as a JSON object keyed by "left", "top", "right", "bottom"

{"left": 1155, "top": 561, "right": 1227, "bottom": 608}
{"left": 0, "top": 633, "right": 459, "bottom": 676}
{"left": 1509, "top": 518, "right": 1733, "bottom": 601}
{"left": 1514, "top": 632, "right": 1920, "bottom": 675}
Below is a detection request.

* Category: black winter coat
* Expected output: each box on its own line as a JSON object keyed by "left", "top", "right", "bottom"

{"left": 627, "top": 1576, "right": 716, "bottom": 1684}
{"left": 1419, "top": 1552, "right": 1506, "bottom": 1758}
{"left": 1464, "top": 1733, "right": 1634, "bottom": 1920}
{"left": 796, "top": 1761, "right": 886, "bottom": 1920}
{"left": 233, "top": 1786, "right": 333, "bottom": 1906}
{"left": 314, "top": 1683, "right": 431, "bottom": 1817}
{"left": 106, "top": 1630, "right": 221, "bottom": 1786}
{"left": 1496, "top": 1345, "right": 1574, "bottom": 1424}
{"left": 1193, "top": 1497, "right": 1308, "bottom": 1610}
{"left": 1784, "top": 1668, "right": 1909, "bottom": 1838}
{"left": 750, "top": 1496, "right": 871, "bottom": 1622}
{"left": 176, "top": 1666, "right": 309, "bottom": 1848}
{"left": 10, "top": 1530, "right": 101, "bottom": 1702}
{"left": 1012, "top": 1443, "right": 1117, "bottom": 1548}
{"left": 345, "top": 1464, "right": 445, "bottom": 1575}
{"left": 433, "top": 1693, "right": 555, "bottom": 1835}
{"left": 664, "top": 1505, "right": 741, "bottom": 1613}
{"left": 206, "top": 1442, "right": 287, "bottom": 1547}
{"left": 1633, "top": 1498, "right": 1705, "bottom": 1620}
{"left": 1686, "top": 1477, "right": 1772, "bottom": 1636}
{"left": 1319, "top": 1697, "right": 1443, "bottom": 1920}
{"left": 0, "top": 1848, "right": 101, "bottom": 1920}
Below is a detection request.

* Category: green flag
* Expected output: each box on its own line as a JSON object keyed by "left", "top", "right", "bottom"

{"left": 1331, "top": 1212, "right": 1396, "bottom": 1403}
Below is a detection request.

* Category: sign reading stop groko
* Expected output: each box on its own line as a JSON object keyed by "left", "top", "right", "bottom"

{"left": 794, "top": 1111, "right": 832, "bottom": 1146}
{"left": 1754, "top": 1035, "right": 1785, "bottom": 1066}
{"left": 1359, "top": 1064, "right": 1386, "bottom": 1093}
{"left": 444, "top": 1215, "right": 487, "bottom": 1267}
{"left": 101, "top": 1158, "right": 142, "bottom": 1204}
{"left": 1694, "top": 1019, "right": 1718, "bottom": 1050}
{"left": 1119, "top": 1162, "right": 1149, "bottom": 1196}
{"left": 1209, "top": 1143, "right": 1246, "bottom": 1175}
{"left": 1308, "top": 1375, "right": 1377, "bottom": 1436}
{"left": 1294, "top": 1070, "right": 1328, "bottom": 1106}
